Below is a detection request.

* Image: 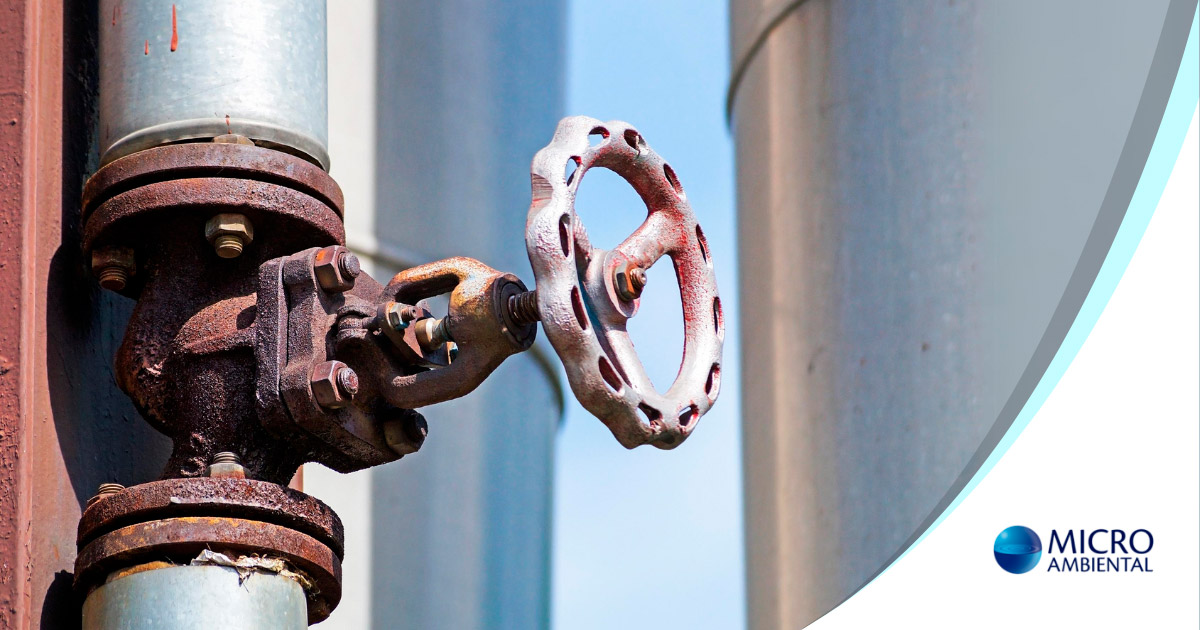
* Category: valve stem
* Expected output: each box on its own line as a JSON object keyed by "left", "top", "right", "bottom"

{"left": 508, "top": 290, "right": 540, "bottom": 326}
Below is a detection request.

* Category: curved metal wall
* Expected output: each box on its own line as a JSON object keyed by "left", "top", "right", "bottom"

{"left": 729, "top": 0, "right": 1176, "bottom": 627}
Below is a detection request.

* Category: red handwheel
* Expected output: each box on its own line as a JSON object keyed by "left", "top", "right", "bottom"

{"left": 526, "top": 116, "right": 724, "bottom": 449}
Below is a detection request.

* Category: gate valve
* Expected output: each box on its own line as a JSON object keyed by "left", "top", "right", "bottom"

{"left": 343, "top": 117, "right": 723, "bottom": 451}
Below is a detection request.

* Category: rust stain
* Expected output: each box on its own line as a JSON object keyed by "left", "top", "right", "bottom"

{"left": 225, "top": 114, "right": 231, "bottom": 134}
{"left": 143, "top": 40, "right": 149, "bottom": 55}
{"left": 169, "top": 5, "right": 179, "bottom": 52}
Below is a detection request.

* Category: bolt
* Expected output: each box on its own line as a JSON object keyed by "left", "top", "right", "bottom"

{"left": 507, "top": 290, "right": 540, "bottom": 326}
{"left": 415, "top": 317, "right": 451, "bottom": 352}
{"left": 383, "top": 302, "right": 419, "bottom": 331}
{"left": 314, "top": 246, "right": 358, "bottom": 292}
{"left": 338, "top": 250, "right": 361, "bottom": 280}
{"left": 204, "top": 213, "right": 254, "bottom": 259}
{"left": 311, "top": 360, "right": 357, "bottom": 409}
{"left": 88, "top": 482, "right": 125, "bottom": 506}
{"left": 207, "top": 451, "right": 246, "bottom": 479}
{"left": 97, "top": 267, "right": 129, "bottom": 291}
{"left": 91, "top": 246, "right": 136, "bottom": 292}
{"left": 383, "top": 410, "right": 428, "bottom": 456}
{"left": 630, "top": 267, "right": 647, "bottom": 292}
{"left": 614, "top": 265, "right": 648, "bottom": 301}
{"left": 336, "top": 366, "right": 360, "bottom": 397}
{"left": 97, "top": 482, "right": 125, "bottom": 497}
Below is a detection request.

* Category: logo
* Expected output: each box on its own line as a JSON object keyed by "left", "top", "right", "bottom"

{"left": 994, "top": 525, "right": 1042, "bottom": 574}
{"left": 991, "top": 526, "right": 1154, "bottom": 574}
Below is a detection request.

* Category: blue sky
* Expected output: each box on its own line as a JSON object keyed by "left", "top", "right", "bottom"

{"left": 552, "top": 2, "right": 744, "bottom": 628}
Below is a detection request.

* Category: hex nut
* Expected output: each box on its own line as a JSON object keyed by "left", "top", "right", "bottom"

{"left": 311, "top": 360, "right": 357, "bottom": 409}
{"left": 204, "top": 213, "right": 254, "bottom": 259}
{"left": 614, "top": 264, "right": 647, "bottom": 301}
{"left": 314, "top": 246, "right": 359, "bottom": 293}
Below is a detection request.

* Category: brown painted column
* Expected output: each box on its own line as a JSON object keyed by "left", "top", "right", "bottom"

{"left": 0, "top": 0, "right": 34, "bottom": 625}
{"left": 0, "top": 2, "right": 173, "bottom": 627}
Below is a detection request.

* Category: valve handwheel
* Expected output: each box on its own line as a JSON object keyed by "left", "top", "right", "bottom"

{"left": 526, "top": 116, "right": 724, "bottom": 449}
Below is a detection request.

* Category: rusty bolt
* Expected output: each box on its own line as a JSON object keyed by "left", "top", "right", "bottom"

{"left": 507, "top": 290, "right": 541, "bottom": 326}
{"left": 88, "top": 482, "right": 125, "bottom": 506}
{"left": 314, "top": 246, "right": 360, "bottom": 293}
{"left": 383, "top": 302, "right": 419, "bottom": 331}
{"left": 91, "top": 246, "right": 135, "bottom": 292}
{"left": 207, "top": 451, "right": 246, "bottom": 479}
{"left": 311, "top": 360, "right": 358, "bottom": 409}
{"left": 415, "top": 317, "right": 451, "bottom": 352}
{"left": 204, "top": 213, "right": 254, "bottom": 259}
{"left": 614, "top": 265, "right": 647, "bottom": 301}
{"left": 382, "top": 410, "right": 428, "bottom": 456}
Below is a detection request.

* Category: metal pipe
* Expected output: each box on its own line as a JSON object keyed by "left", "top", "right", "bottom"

{"left": 729, "top": 0, "right": 1182, "bottom": 627}
{"left": 82, "top": 565, "right": 308, "bottom": 630}
{"left": 98, "top": 0, "right": 329, "bottom": 168}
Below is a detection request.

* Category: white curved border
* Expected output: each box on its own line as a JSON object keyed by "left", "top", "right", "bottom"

{"left": 813, "top": 103, "right": 1198, "bottom": 628}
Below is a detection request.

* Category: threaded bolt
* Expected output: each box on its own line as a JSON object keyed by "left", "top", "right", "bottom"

{"left": 96, "top": 482, "right": 125, "bottom": 497}
{"left": 97, "top": 266, "right": 130, "bottom": 291}
{"left": 92, "top": 246, "right": 135, "bottom": 292}
{"left": 508, "top": 290, "right": 540, "bottom": 326}
{"left": 337, "top": 251, "right": 361, "bottom": 280}
{"left": 208, "top": 451, "right": 246, "bottom": 479}
{"left": 615, "top": 265, "right": 648, "bottom": 301}
{"left": 211, "top": 451, "right": 241, "bottom": 465}
{"left": 415, "top": 317, "right": 451, "bottom": 352}
{"left": 630, "top": 268, "right": 647, "bottom": 293}
{"left": 204, "top": 213, "right": 254, "bottom": 259}
{"left": 336, "top": 367, "right": 359, "bottom": 397}
{"left": 213, "top": 234, "right": 244, "bottom": 258}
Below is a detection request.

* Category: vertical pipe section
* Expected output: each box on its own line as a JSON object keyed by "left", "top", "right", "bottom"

{"left": 365, "top": 2, "right": 565, "bottom": 629}
{"left": 729, "top": 0, "right": 1175, "bottom": 627}
{"left": 98, "top": 0, "right": 329, "bottom": 168}
{"left": 85, "top": 1, "right": 333, "bottom": 627}
{"left": 82, "top": 566, "right": 308, "bottom": 630}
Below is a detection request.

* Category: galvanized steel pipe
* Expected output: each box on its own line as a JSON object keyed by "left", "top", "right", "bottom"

{"left": 98, "top": 0, "right": 329, "bottom": 168}
{"left": 82, "top": 565, "right": 308, "bottom": 630}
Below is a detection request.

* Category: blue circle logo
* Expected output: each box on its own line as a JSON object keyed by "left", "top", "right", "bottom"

{"left": 994, "top": 526, "right": 1042, "bottom": 574}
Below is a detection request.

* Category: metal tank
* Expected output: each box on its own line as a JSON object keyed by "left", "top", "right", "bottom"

{"left": 728, "top": 0, "right": 1188, "bottom": 627}
{"left": 98, "top": 0, "right": 329, "bottom": 168}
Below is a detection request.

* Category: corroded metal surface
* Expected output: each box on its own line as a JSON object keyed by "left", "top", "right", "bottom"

{"left": 256, "top": 245, "right": 424, "bottom": 472}
{"left": 75, "top": 516, "right": 340, "bottom": 624}
{"left": 67, "top": 112, "right": 721, "bottom": 627}
{"left": 526, "top": 116, "right": 724, "bottom": 448}
{"left": 75, "top": 478, "right": 344, "bottom": 625}
{"left": 380, "top": 257, "right": 537, "bottom": 409}
{"left": 81, "top": 143, "right": 347, "bottom": 483}
{"left": 77, "top": 478, "right": 344, "bottom": 557}
{"left": 82, "top": 141, "right": 343, "bottom": 221}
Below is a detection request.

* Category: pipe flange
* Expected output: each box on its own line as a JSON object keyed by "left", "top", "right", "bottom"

{"left": 75, "top": 479, "right": 344, "bottom": 624}
{"left": 81, "top": 142, "right": 346, "bottom": 298}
